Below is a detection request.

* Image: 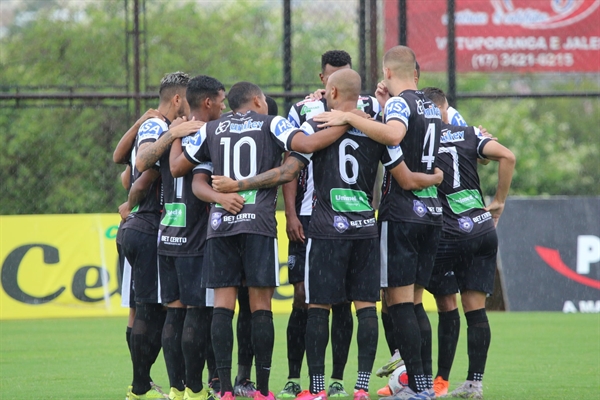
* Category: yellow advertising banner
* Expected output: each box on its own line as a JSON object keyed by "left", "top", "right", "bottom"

{"left": 1, "top": 213, "right": 436, "bottom": 320}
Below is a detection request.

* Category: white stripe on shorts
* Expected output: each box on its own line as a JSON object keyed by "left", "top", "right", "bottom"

{"left": 274, "top": 238, "right": 280, "bottom": 287}
{"left": 206, "top": 288, "right": 214, "bottom": 307}
{"left": 120, "top": 256, "right": 132, "bottom": 308}
{"left": 380, "top": 221, "right": 389, "bottom": 288}
{"left": 304, "top": 238, "right": 312, "bottom": 303}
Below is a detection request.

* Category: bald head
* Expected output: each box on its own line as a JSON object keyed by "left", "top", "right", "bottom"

{"left": 327, "top": 69, "right": 361, "bottom": 101}
{"left": 383, "top": 45, "right": 417, "bottom": 80}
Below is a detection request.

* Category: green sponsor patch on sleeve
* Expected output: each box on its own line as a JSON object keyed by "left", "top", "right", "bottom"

{"left": 161, "top": 203, "right": 187, "bottom": 227}
{"left": 330, "top": 188, "right": 372, "bottom": 212}
{"left": 446, "top": 189, "right": 485, "bottom": 214}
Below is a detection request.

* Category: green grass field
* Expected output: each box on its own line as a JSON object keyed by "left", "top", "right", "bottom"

{"left": 1, "top": 312, "right": 598, "bottom": 399}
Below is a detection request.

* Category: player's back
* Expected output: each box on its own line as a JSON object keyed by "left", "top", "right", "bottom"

{"left": 436, "top": 123, "right": 495, "bottom": 238}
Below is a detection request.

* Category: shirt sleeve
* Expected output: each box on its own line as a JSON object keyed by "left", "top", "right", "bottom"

{"left": 192, "top": 161, "right": 213, "bottom": 175}
{"left": 382, "top": 144, "right": 404, "bottom": 170}
{"left": 287, "top": 105, "right": 301, "bottom": 128}
{"left": 183, "top": 125, "right": 208, "bottom": 165}
{"left": 137, "top": 118, "right": 168, "bottom": 146}
{"left": 383, "top": 97, "right": 411, "bottom": 128}
{"left": 473, "top": 127, "right": 491, "bottom": 159}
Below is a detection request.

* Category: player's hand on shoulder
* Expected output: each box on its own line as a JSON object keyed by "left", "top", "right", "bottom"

{"left": 306, "top": 89, "right": 325, "bottom": 101}
{"left": 313, "top": 110, "right": 348, "bottom": 128}
{"left": 375, "top": 81, "right": 390, "bottom": 108}
{"left": 433, "top": 167, "right": 444, "bottom": 186}
{"left": 216, "top": 192, "right": 245, "bottom": 215}
{"left": 170, "top": 117, "right": 205, "bottom": 138}
{"left": 485, "top": 200, "right": 505, "bottom": 227}
{"left": 211, "top": 175, "right": 238, "bottom": 193}
{"left": 286, "top": 214, "right": 305, "bottom": 243}
{"left": 348, "top": 108, "right": 371, "bottom": 120}
{"left": 137, "top": 108, "right": 163, "bottom": 125}
{"left": 478, "top": 125, "right": 497, "bottom": 141}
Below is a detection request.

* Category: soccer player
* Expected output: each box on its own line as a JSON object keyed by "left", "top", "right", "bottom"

{"left": 120, "top": 72, "right": 199, "bottom": 400}
{"left": 210, "top": 70, "right": 443, "bottom": 400}
{"left": 171, "top": 81, "right": 349, "bottom": 400}
{"left": 279, "top": 50, "right": 380, "bottom": 399}
{"left": 135, "top": 75, "right": 229, "bottom": 400}
{"left": 422, "top": 87, "right": 515, "bottom": 399}
{"left": 315, "top": 46, "right": 443, "bottom": 399}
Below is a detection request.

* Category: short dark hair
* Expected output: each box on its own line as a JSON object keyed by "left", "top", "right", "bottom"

{"left": 227, "top": 82, "right": 263, "bottom": 111}
{"left": 415, "top": 61, "right": 421, "bottom": 79}
{"left": 321, "top": 50, "right": 352, "bottom": 72}
{"left": 159, "top": 71, "right": 189, "bottom": 102}
{"left": 422, "top": 87, "right": 447, "bottom": 108}
{"left": 265, "top": 96, "right": 278, "bottom": 116}
{"left": 186, "top": 75, "right": 225, "bottom": 110}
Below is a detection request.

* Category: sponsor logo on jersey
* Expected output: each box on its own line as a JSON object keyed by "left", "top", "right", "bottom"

{"left": 161, "top": 203, "right": 187, "bottom": 228}
{"left": 333, "top": 216, "right": 350, "bottom": 233}
{"left": 423, "top": 104, "right": 441, "bottom": 119}
{"left": 274, "top": 119, "right": 294, "bottom": 136}
{"left": 385, "top": 98, "right": 410, "bottom": 120}
{"left": 216, "top": 120, "right": 231, "bottom": 135}
{"left": 210, "top": 212, "right": 222, "bottom": 230}
{"left": 300, "top": 103, "right": 322, "bottom": 116}
{"left": 183, "top": 132, "right": 203, "bottom": 147}
{"left": 230, "top": 120, "right": 264, "bottom": 134}
{"left": 413, "top": 200, "right": 428, "bottom": 217}
{"left": 447, "top": 189, "right": 485, "bottom": 214}
{"left": 458, "top": 216, "right": 474, "bottom": 233}
{"left": 440, "top": 129, "right": 465, "bottom": 143}
{"left": 330, "top": 189, "right": 373, "bottom": 212}
{"left": 138, "top": 120, "right": 164, "bottom": 140}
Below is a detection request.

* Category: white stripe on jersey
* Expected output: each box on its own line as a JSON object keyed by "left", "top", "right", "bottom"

{"left": 304, "top": 238, "right": 312, "bottom": 303}
{"left": 120, "top": 256, "right": 132, "bottom": 308}
{"left": 299, "top": 162, "right": 314, "bottom": 216}
{"left": 380, "top": 221, "right": 389, "bottom": 288}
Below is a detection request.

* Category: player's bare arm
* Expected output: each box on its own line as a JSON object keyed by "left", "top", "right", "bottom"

{"left": 136, "top": 118, "right": 204, "bottom": 173}
{"left": 389, "top": 162, "right": 444, "bottom": 191}
{"left": 289, "top": 124, "right": 348, "bottom": 153}
{"left": 481, "top": 140, "right": 516, "bottom": 226}
{"left": 192, "top": 173, "right": 245, "bottom": 215}
{"left": 118, "top": 168, "right": 160, "bottom": 221}
{"left": 120, "top": 165, "right": 131, "bottom": 190}
{"left": 113, "top": 108, "right": 164, "bottom": 164}
{"left": 314, "top": 110, "right": 405, "bottom": 146}
{"left": 212, "top": 156, "right": 307, "bottom": 194}
{"left": 169, "top": 137, "right": 197, "bottom": 178}
{"left": 281, "top": 154, "right": 305, "bottom": 243}
{"left": 374, "top": 80, "right": 391, "bottom": 109}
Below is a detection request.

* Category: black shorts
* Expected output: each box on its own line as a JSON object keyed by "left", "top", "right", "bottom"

{"left": 380, "top": 221, "right": 442, "bottom": 288}
{"left": 287, "top": 216, "right": 311, "bottom": 284}
{"left": 159, "top": 255, "right": 214, "bottom": 307}
{"left": 305, "top": 238, "right": 380, "bottom": 305}
{"left": 203, "top": 234, "right": 279, "bottom": 288}
{"left": 427, "top": 230, "right": 498, "bottom": 296}
{"left": 118, "top": 243, "right": 136, "bottom": 308}
{"left": 120, "top": 228, "right": 162, "bottom": 304}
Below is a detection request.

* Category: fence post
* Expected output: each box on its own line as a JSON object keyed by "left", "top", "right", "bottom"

{"left": 283, "top": 0, "right": 292, "bottom": 113}
{"left": 447, "top": 0, "right": 457, "bottom": 108}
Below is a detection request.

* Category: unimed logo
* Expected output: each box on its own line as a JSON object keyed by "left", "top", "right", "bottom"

{"left": 535, "top": 235, "right": 600, "bottom": 313}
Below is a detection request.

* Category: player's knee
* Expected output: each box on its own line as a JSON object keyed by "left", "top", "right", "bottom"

{"left": 435, "top": 294, "right": 458, "bottom": 312}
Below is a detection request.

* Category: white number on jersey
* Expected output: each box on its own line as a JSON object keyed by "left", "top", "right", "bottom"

{"left": 439, "top": 146, "right": 460, "bottom": 188}
{"left": 339, "top": 138, "right": 359, "bottom": 185}
{"left": 421, "top": 123, "right": 437, "bottom": 171}
{"left": 220, "top": 137, "right": 257, "bottom": 180}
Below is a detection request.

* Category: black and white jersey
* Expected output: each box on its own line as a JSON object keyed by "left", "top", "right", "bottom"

{"left": 287, "top": 95, "right": 382, "bottom": 217}
{"left": 183, "top": 110, "right": 310, "bottom": 239}
{"left": 156, "top": 142, "right": 210, "bottom": 257}
{"left": 378, "top": 90, "right": 443, "bottom": 225}
{"left": 301, "top": 119, "right": 403, "bottom": 239}
{"left": 121, "top": 117, "right": 165, "bottom": 235}
{"left": 437, "top": 123, "right": 495, "bottom": 239}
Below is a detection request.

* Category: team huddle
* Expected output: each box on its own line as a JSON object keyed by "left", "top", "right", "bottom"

{"left": 114, "top": 46, "right": 516, "bottom": 400}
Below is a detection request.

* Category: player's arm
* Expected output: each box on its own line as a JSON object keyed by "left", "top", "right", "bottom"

{"left": 289, "top": 125, "right": 349, "bottom": 154}
{"left": 389, "top": 163, "right": 444, "bottom": 191}
{"left": 476, "top": 125, "right": 496, "bottom": 166}
{"left": 191, "top": 173, "right": 245, "bottom": 215}
{"left": 481, "top": 140, "right": 516, "bottom": 226}
{"left": 120, "top": 165, "right": 131, "bottom": 190}
{"left": 113, "top": 109, "right": 164, "bottom": 164}
{"left": 118, "top": 168, "right": 160, "bottom": 220}
{"left": 136, "top": 118, "right": 204, "bottom": 173}
{"left": 212, "top": 155, "right": 308, "bottom": 193}
{"left": 281, "top": 153, "right": 305, "bottom": 243}
{"left": 313, "top": 110, "right": 404, "bottom": 146}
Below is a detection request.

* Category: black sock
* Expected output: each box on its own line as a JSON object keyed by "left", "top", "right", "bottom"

{"left": 252, "top": 310, "right": 274, "bottom": 396}
{"left": 388, "top": 302, "right": 424, "bottom": 392}
{"left": 162, "top": 307, "right": 186, "bottom": 391}
{"left": 206, "top": 308, "right": 217, "bottom": 383}
{"left": 237, "top": 286, "right": 254, "bottom": 382}
{"left": 126, "top": 326, "right": 133, "bottom": 355}
{"left": 182, "top": 307, "right": 211, "bottom": 393}
{"left": 306, "top": 308, "right": 330, "bottom": 394}
{"left": 414, "top": 303, "right": 433, "bottom": 382}
{"left": 331, "top": 302, "right": 352, "bottom": 380}
{"left": 212, "top": 307, "right": 235, "bottom": 394}
{"left": 131, "top": 303, "right": 166, "bottom": 395}
{"left": 465, "top": 309, "right": 490, "bottom": 382}
{"left": 287, "top": 307, "right": 307, "bottom": 379}
{"left": 356, "top": 307, "right": 378, "bottom": 391}
{"left": 437, "top": 309, "right": 460, "bottom": 381}
{"left": 381, "top": 311, "right": 396, "bottom": 355}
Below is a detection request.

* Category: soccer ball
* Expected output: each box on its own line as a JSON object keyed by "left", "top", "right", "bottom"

{"left": 388, "top": 365, "right": 409, "bottom": 395}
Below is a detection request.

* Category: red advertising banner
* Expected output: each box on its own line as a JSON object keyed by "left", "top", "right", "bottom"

{"left": 384, "top": 0, "right": 600, "bottom": 72}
